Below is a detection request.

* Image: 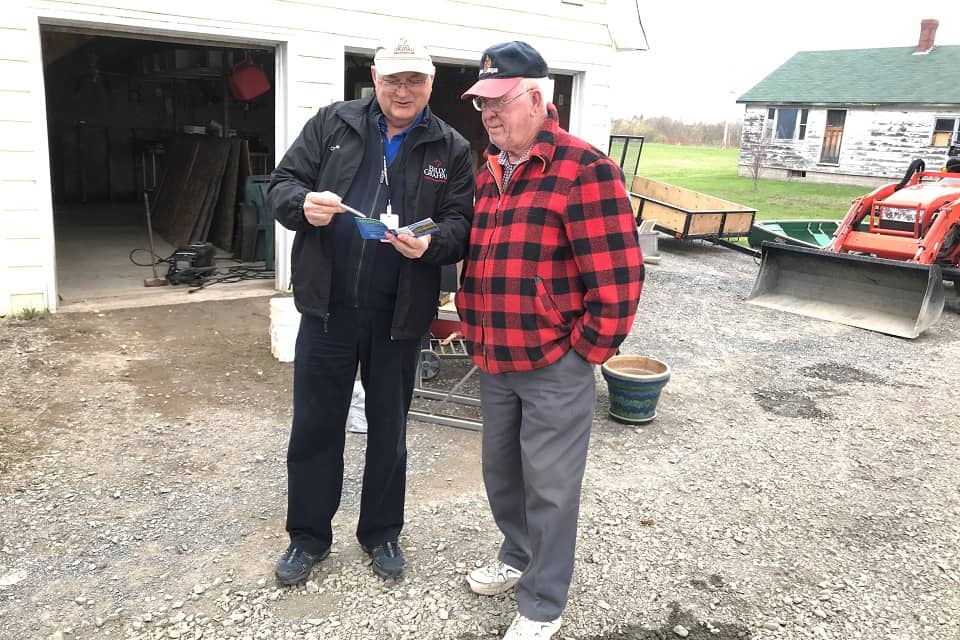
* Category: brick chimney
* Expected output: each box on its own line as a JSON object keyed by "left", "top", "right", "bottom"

{"left": 916, "top": 19, "right": 939, "bottom": 53}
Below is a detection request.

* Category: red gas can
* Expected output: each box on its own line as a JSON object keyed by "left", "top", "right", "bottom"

{"left": 229, "top": 61, "right": 270, "bottom": 101}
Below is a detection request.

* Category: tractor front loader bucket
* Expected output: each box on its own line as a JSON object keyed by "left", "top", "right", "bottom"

{"left": 746, "top": 243, "right": 945, "bottom": 339}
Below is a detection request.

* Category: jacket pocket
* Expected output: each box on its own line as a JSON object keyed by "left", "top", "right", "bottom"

{"left": 534, "top": 276, "right": 566, "bottom": 328}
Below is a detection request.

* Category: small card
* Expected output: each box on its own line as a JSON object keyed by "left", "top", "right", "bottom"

{"left": 354, "top": 216, "right": 439, "bottom": 241}
{"left": 379, "top": 212, "right": 399, "bottom": 230}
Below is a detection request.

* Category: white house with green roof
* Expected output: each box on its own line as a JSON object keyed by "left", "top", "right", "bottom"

{"left": 736, "top": 19, "right": 959, "bottom": 186}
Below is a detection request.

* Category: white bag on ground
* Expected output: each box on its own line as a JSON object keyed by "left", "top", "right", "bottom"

{"left": 347, "top": 380, "right": 367, "bottom": 434}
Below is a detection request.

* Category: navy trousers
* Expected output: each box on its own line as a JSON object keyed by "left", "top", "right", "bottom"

{"left": 285, "top": 306, "right": 420, "bottom": 554}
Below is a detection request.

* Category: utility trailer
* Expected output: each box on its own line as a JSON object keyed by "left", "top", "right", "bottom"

{"left": 629, "top": 176, "right": 757, "bottom": 240}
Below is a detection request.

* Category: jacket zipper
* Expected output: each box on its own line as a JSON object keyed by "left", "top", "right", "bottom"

{"left": 476, "top": 160, "right": 506, "bottom": 370}
{"left": 351, "top": 176, "right": 385, "bottom": 306}
{"left": 387, "top": 132, "right": 429, "bottom": 340}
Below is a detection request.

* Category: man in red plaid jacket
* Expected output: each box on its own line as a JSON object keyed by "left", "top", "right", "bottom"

{"left": 456, "top": 41, "right": 643, "bottom": 640}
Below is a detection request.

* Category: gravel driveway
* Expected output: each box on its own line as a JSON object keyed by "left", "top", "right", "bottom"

{"left": 1, "top": 239, "right": 958, "bottom": 640}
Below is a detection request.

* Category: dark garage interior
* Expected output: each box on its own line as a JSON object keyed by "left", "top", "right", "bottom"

{"left": 42, "top": 28, "right": 277, "bottom": 303}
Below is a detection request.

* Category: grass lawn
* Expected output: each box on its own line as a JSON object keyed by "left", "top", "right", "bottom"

{"left": 608, "top": 142, "right": 869, "bottom": 221}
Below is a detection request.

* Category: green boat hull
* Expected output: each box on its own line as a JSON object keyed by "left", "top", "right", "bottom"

{"left": 748, "top": 220, "right": 842, "bottom": 249}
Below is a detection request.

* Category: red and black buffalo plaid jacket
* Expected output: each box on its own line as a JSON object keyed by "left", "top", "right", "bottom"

{"left": 457, "top": 106, "right": 644, "bottom": 374}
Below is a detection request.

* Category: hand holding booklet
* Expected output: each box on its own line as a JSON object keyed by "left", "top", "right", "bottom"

{"left": 353, "top": 216, "right": 439, "bottom": 241}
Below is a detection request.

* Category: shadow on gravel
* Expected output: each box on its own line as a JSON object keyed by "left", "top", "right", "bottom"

{"left": 753, "top": 388, "right": 827, "bottom": 419}
{"left": 798, "top": 362, "right": 884, "bottom": 385}
{"left": 455, "top": 602, "right": 752, "bottom": 640}
{"left": 690, "top": 574, "right": 725, "bottom": 591}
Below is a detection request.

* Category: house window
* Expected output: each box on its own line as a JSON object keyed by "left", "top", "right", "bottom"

{"left": 932, "top": 118, "right": 958, "bottom": 147}
{"left": 773, "top": 107, "right": 810, "bottom": 141}
{"left": 763, "top": 108, "right": 776, "bottom": 140}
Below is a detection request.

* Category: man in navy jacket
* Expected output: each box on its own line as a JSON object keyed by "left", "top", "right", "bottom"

{"left": 268, "top": 34, "right": 473, "bottom": 584}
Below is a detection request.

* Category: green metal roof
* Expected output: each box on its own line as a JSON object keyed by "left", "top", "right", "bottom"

{"left": 737, "top": 45, "right": 960, "bottom": 105}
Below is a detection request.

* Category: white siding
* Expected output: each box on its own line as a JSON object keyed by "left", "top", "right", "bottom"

{"left": 0, "top": 15, "right": 53, "bottom": 314}
{"left": 738, "top": 104, "right": 960, "bottom": 186}
{"left": 2, "top": 0, "right": 626, "bottom": 314}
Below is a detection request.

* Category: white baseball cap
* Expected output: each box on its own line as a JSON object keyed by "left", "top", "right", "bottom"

{"left": 374, "top": 35, "right": 435, "bottom": 77}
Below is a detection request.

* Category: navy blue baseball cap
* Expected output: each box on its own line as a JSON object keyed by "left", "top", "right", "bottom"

{"left": 461, "top": 41, "right": 548, "bottom": 99}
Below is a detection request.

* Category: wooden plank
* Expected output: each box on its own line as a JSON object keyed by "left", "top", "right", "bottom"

{"left": 688, "top": 213, "right": 724, "bottom": 236}
{"left": 724, "top": 212, "right": 756, "bottom": 235}
{"left": 209, "top": 138, "right": 242, "bottom": 251}
{"left": 228, "top": 141, "right": 253, "bottom": 256}
{"left": 637, "top": 200, "right": 688, "bottom": 237}
{"left": 629, "top": 193, "right": 641, "bottom": 217}
{"left": 164, "top": 137, "right": 227, "bottom": 247}
{"left": 194, "top": 140, "right": 231, "bottom": 242}
{"left": 152, "top": 137, "right": 200, "bottom": 241}
{"left": 239, "top": 139, "right": 252, "bottom": 178}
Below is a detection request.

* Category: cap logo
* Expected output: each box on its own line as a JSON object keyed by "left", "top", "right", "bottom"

{"left": 394, "top": 38, "right": 415, "bottom": 55}
{"left": 479, "top": 55, "right": 498, "bottom": 77}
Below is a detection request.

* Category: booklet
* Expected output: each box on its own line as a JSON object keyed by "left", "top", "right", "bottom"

{"left": 354, "top": 216, "right": 439, "bottom": 241}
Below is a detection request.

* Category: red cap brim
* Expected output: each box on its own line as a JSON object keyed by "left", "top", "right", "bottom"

{"left": 460, "top": 77, "right": 523, "bottom": 100}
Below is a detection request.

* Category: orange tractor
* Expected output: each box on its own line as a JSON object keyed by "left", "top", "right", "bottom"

{"left": 748, "top": 151, "right": 960, "bottom": 338}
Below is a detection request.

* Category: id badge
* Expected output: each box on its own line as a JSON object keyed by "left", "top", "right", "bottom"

{"left": 379, "top": 210, "right": 399, "bottom": 242}
{"left": 379, "top": 212, "right": 399, "bottom": 230}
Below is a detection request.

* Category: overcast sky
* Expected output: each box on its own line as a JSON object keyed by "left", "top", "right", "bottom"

{"left": 611, "top": 4, "right": 960, "bottom": 123}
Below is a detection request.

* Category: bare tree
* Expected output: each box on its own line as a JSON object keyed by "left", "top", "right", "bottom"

{"left": 748, "top": 121, "right": 771, "bottom": 191}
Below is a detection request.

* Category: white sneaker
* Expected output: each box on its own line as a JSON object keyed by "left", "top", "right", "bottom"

{"left": 502, "top": 613, "right": 562, "bottom": 640}
{"left": 346, "top": 418, "right": 367, "bottom": 434}
{"left": 466, "top": 559, "right": 523, "bottom": 596}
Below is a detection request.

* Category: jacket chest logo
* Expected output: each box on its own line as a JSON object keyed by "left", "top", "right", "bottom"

{"left": 423, "top": 159, "right": 448, "bottom": 183}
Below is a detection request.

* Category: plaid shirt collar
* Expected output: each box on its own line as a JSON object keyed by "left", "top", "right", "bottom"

{"left": 497, "top": 146, "right": 532, "bottom": 191}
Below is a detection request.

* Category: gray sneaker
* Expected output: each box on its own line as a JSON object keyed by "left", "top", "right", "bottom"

{"left": 362, "top": 540, "right": 404, "bottom": 578}
{"left": 466, "top": 559, "right": 522, "bottom": 596}
{"left": 274, "top": 545, "right": 329, "bottom": 586}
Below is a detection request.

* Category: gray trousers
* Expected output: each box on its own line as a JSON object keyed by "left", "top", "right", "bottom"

{"left": 478, "top": 349, "right": 596, "bottom": 622}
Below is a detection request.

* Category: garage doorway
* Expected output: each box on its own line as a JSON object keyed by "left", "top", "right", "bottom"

{"left": 41, "top": 27, "right": 277, "bottom": 305}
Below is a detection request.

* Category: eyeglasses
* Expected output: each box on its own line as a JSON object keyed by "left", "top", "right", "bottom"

{"left": 378, "top": 75, "right": 430, "bottom": 90}
{"left": 472, "top": 88, "right": 535, "bottom": 112}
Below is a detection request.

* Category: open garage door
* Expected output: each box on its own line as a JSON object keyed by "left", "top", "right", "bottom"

{"left": 41, "top": 27, "right": 277, "bottom": 305}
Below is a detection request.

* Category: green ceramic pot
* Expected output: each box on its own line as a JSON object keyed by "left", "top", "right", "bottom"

{"left": 601, "top": 355, "right": 670, "bottom": 424}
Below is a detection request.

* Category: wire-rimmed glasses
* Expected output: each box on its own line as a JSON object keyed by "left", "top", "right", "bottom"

{"left": 378, "top": 75, "right": 430, "bottom": 91}
{"left": 472, "top": 88, "right": 535, "bottom": 112}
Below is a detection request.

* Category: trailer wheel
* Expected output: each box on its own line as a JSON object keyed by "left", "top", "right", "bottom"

{"left": 419, "top": 349, "right": 441, "bottom": 381}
